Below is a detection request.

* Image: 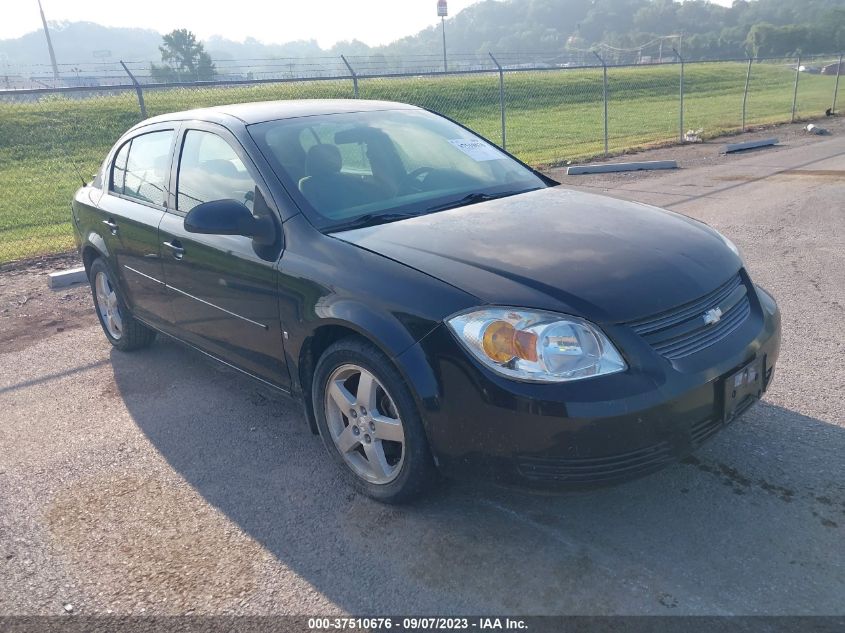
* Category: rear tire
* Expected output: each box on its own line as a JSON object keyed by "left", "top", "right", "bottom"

{"left": 89, "top": 257, "right": 156, "bottom": 351}
{"left": 312, "top": 337, "right": 438, "bottom": 504}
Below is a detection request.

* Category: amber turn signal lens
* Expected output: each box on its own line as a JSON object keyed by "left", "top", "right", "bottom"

{"left": 481, "top": 320, "right": 539, "bottom": 363}
{"left": 482, "top": 320, "right": 516, "bottom": 362}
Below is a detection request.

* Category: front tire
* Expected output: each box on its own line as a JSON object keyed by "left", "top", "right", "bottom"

{"left": 312, "top": 337, "right": 438, "bottom": 503}
{"left": 89, "top": 257, "right": 156, "bottom": 351}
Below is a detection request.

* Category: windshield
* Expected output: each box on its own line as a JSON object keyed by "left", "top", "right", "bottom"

{"left": 248, "top": 109, "right": 546, "bottom": 231}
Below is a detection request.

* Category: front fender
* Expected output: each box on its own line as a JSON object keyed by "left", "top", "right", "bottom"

{"left": 276, "top": 214, "right": 477, "bottom": 432}
{"left": 290, "top": 305, "right": 445, "bottom": 440}
{"left": 310, "top": 298, "right": 433, "bottom": 357}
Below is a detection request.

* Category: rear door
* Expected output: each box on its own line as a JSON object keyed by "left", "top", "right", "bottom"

{"left": 95, "top": 126, "right": 176, "bottom": 326}
{"left": 158, "top": 123, "right": 290, "bottom": 389}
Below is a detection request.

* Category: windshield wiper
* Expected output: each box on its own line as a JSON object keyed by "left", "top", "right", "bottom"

{"left": 425, "top": 188, "right": 540, "bottom": 213}
{"left": 326, "top": 187, "right": 542, "bottom": 232}
{"left": 326, "top": 212, "right": 420, "bottom": 233}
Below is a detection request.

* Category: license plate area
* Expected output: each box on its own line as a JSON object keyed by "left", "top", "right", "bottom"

{"left": 723, "top": 357, "right": 764, "bottom": 423}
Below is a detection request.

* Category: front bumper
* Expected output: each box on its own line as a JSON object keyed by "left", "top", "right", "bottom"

{"left": 405, "top": 283, "right": 781, "bottom": 489}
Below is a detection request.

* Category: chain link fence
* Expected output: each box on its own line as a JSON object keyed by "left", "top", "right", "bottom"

{"left": 0, "top": 53, "right": 841, "bottom": 265}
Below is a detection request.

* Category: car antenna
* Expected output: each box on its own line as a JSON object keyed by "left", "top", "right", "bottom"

{"left": 71, "top": 159, "right": 88, "bottom": 187}
{"left": 57, "top": 131, "right": 90, "bottom": 187}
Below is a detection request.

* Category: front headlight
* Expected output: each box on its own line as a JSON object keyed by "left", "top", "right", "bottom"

{"left": 446, "top": 307, "right": 626, "bottom": 383}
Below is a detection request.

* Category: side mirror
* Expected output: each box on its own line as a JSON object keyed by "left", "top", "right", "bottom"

{"left": 184, "top": 199, "right": 265, "bottom": 239}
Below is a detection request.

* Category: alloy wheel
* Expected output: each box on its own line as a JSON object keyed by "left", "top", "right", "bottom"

{"left": 94, "top": 271, "right": 123, "bottom": 340}
{"left": 324, "top": 364, "right": 406, "bottom": 484}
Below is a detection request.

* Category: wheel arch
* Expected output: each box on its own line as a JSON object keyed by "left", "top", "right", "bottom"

{"left": 295, "top": 316, "right": 440, "bottom": 437}
{"left": 81, "top": 234, "right": 110, "bottom": 278}
{"left": 82, "top": 244, "right": 102, "bottom": 278}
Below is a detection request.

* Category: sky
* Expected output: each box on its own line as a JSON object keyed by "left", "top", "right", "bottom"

{"left": 4, "top": 0, "right": 735, "bottom": 46}
{"left": 4, "top": 0, "right": 482, "bottom": 46}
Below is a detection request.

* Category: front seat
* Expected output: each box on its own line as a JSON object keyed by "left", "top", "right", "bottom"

{"left": 267, "top": 133, "right": 307, "bottom": 184}
{"left": 299, "top": 144, "right": 389, "bottom": 216}
{"left": 298, "top": 145, "right": 346, "bottom": 214}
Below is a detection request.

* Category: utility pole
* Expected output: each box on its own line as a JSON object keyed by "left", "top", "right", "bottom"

{"left": 442, "top": 17, "right": 447, "bottom": 72}
{"left": 438, "top": 0, "right": 448, "bottom": 72}
{"left": 37, "top": 0, "right": 60, "bottom": 82}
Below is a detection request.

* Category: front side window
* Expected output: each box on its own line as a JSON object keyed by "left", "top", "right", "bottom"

{"left": 248, "top": 109, "right": 546, "bottom": 231}
{"left": 120, "top": 131, "right": 174, "bottom": 205}
{"left": 177, "top": 130, "right": 258, "bottom": 213}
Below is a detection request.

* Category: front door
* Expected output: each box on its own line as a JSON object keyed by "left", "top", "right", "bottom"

{"left": 158, "top": 125, "right": 290, "bottom": 390}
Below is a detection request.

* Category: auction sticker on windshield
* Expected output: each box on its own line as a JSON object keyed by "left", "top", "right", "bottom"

{"left": 448, "top": 138, "right": 505, "bottom": 161}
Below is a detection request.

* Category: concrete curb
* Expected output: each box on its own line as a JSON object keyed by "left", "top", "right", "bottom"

{"left": 567, "top": 160, "right": 678, "bottom": 175}
{"left": 723, "top": 138, "right": 779, "bottom": 154}
{"left": 48, "top": 266, "right": 87, "bottom": 289}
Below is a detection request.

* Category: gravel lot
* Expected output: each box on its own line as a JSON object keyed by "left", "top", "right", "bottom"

{"left": 1, "top": 121, "right": 844, "bottom": 616}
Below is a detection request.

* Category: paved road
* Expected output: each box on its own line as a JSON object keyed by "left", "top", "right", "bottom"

{"left": 1, "top": 136, "right": 844, "bottom": 616}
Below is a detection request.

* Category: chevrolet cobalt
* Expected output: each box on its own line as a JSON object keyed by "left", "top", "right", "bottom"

{"left": 72, "top": 100, "right": 780, "bottom": 503}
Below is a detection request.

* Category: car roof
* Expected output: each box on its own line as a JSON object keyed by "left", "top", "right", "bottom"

{"left": 136, "top": 99, "right": 421, "bottom": 128}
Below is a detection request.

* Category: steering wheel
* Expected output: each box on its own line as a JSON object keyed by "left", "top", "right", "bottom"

{"left": 402, "top": 167, "right": 435, "bottom": 192}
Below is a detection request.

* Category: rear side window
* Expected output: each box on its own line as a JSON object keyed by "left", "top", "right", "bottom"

{"left": 112, "top": 131, "right": 174, "bottom": 205}
{"left": 177, "top": 130, "right": 258, "bottom": 213}
{"left": 110, "top": 142, "right": 130, "bottom": 195}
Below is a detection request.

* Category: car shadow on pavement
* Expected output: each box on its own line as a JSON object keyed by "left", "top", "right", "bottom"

{"left": 110, "top": 339, "right": 845, "bottom": 615}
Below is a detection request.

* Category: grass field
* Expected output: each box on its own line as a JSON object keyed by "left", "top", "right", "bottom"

{"left": 0, "top": 60, "right": 839, "bottom": 263}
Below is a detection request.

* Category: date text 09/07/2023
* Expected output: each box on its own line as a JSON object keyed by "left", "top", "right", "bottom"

{"left": 307, "top": 616, "right": 529, "bottom": 630}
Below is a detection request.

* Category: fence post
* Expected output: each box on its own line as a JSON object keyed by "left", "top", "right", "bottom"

{"left": 341, "top": 55, "right": 359, "bottom": 98}
{"left": 742, "top": 57, "right": 752, "bottom": 131}
{"left": 791, "top": 55, "right": 801, "bottom": 122}
{"left": 673, "top": 48, "right": 684, "bottom": 143}
{"left": 593, "top": 51, "right": 609, "bottom": 156}
{"left": 488, "top": 52, "right": 506, "bottom": 150}
{"left": 119, "top": 60, "right": 147, "bottom": 119}
{"left": 832, "top": 53, "right": 843, "bottom": 115}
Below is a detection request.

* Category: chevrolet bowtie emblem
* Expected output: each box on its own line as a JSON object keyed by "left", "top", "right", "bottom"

{"left": 703, "top": 307, "right": 723, "bottom": 326}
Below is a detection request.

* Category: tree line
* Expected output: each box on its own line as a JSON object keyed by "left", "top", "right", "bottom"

{"left": 150, "top": 0, "right": 845, "bottom": 82}
{"left": 371, "top": 0, "right": 845, "bottom": 60}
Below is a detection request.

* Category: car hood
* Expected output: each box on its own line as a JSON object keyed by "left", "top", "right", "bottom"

{"left": 332, "top": 187, "right": 741, "bottom": 323}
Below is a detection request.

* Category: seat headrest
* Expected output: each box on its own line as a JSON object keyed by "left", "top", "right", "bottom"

{"left": 306, "top": 144, "right": 342, "bottom": 177}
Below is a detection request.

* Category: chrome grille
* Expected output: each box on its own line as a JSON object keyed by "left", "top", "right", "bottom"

{"left": 627, "top": 274, "right": 751, "bottom": 360}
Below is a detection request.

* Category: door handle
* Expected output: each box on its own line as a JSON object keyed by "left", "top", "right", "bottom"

{"left": 162, "top": 240, "right": 185, "bottom": 260}
{"left": 102, "top": 219, "right": 118, "bottom": 235}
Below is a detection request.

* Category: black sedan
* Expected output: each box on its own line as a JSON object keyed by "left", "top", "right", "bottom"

{"left": 72, "top": 100, "right": 780, "bottom": 503}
